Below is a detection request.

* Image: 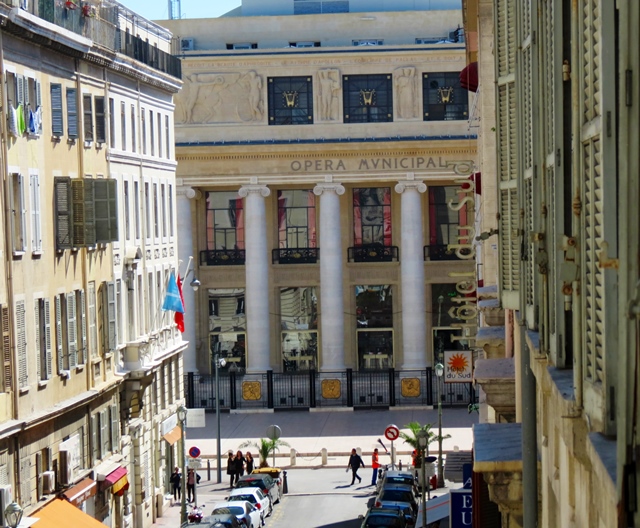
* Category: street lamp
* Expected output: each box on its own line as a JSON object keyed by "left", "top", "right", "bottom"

{"left": 214, "top": 353, "right": 227, "bottom": 484}
{"left": 416, "top": 430, "right": 428, "bottom": 528}
{"left": 435, "top": 363, "right": 445, "bottom": 488}
{"left": 4, "top": 502, "right": 23, "bottom": 528}
{"left": 177, "top": 405, "right": 188, "bottom": 526}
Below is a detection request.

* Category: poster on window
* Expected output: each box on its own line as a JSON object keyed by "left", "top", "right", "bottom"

{"left": 443, "top": 350, "right": 473, "bottom": 382}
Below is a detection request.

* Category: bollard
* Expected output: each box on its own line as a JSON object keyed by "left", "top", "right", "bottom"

{"left": 398, "top": 460, "right": 403, "bottom": 471}
{"left": 283, "top": 470, "right": 288, "bottom": 494}
{"left": 207, "top": 459, "right": 211, "bottom": 481}
{"left": 321, "top": 448, "right": 328, "bottom": 466}
{"left": 290, "top": 448, "right": 297, "bottom": 467}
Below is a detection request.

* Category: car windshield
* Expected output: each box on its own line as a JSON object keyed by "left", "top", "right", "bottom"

{"left": 230, "top": 495, "right": 256, "bottom": 504}
{"left": 214, "top": 506, "right": 243, "bottom": 515}
{"left": 237, "top": 480, "right": 263, "bottom": 488}
{"left": 381, "top": 490, "right": 413, "bottom": 502}
{"left": 366, "top": 515, "right": 403, "bottom": 527}
{"left": 386, "top": 477, "right": 413, "bottom": 485}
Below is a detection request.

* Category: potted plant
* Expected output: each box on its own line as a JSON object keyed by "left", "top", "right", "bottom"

{"left": 239, "top": 438, "right": 291, "bottom": 468}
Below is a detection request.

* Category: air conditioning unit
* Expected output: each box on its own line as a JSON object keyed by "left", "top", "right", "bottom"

{"left": 60, "top": 450, "right": 74, "bottom": 486}
{"left": 42, "top": 471, "right": 55, "bottom": 494}
{"left": 180, "top": 38, "right": 194, "bottom": 51}
{"left": 0, "top": 485, "right": 12, "bottom": 527}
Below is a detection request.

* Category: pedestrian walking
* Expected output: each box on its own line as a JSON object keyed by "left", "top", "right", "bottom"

{"left": 226, "top": 451, "right": 236, "bottom": 488}
{"left": 346, "top": 448, "right": 365, "bottom": 485}
{"left": 170, "top": 466, "right": 181, "bottom": 501}
{"left": 245, "top": 452, "right": 255, "bottom": 475}
{"left": 371, "top": 448, "right": 381, "bottom": 486}
{"left": 233, "top": 450, "right": 246, "bottom": 485}
{"left": 186, "top": 468, "right": 196, "bottom": 503}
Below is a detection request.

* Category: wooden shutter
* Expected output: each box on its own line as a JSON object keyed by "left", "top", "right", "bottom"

{"left": 100, "top": 409, "right": 109, "bottom": 456}
{"left": 88, "top": 282, "right": 97, "bottom": 358}
{"left": 83, "top": 94, "right": 93, "bottom": 141}
{"left": 108, "top": 179, "right": 118, "bottom": 242}
{"left": 2, "top": 307, "right": 11, "bottom": 391}
{"left": 54, "top": 177, "right": 73, "bottom": 250}
{"left": 79, "top": 290, "right": 86, "bottom": 365}
{"left": 30, "top": 173, "right": 41, "bottom": 252}
{"left": 71, "top": 179, "right": 96, "bottom": 247}
{"left": 50, "top": 84, "right": 63, "bottom": 136}
{"left": 17, "top": 75, "right": 24, "bottom": 107}
{"left": 95, "top": 179, "right": 110, "bottom": 243}
{"left": 95, "top": 96, "right": 106, "bottom": 143}
{"left": 16, "top": 300, "right": 27, "bottom": 389}
{"left": 34, "top": 301, "right": 41, "bottom": 381}
{"left": 107, "top": 282, "right": 117, "bottom": 351}
{"left": 35, "top": 80, "right": 42, "bottom": 108}
{"left": 55, "top": 295, "right": 64, "bottom": 373}
{"left": 110, "top": 404, "right": 119, "bottom": 452}
{"left": 66, "top": 87, "right": 77, "bottom": 138}
{"left": 91, "top": 414, "right": 99, "bottom": 462}
{"left": 44, "top": 299, "right": 52, "bottom": 379}
{"left": 20, "top": 455, "right": 31, "bottom": 507}
{"left": 10, "top": 173, "right": 26, "bottom": 253}
{"left": 67, "top": 292, "right": 77, "bottom": 369}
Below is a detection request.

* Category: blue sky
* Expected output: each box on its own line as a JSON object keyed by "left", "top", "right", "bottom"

{"left": 121, "top": 0, "right": 241, "bottom": 21}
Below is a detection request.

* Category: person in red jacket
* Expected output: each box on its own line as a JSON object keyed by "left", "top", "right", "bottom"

{"left": 371, "top": 448, "right": 381, "bottom": 486}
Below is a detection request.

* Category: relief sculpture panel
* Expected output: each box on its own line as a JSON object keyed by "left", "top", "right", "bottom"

{"left": 394, "top": 66, "right": 419, "bottom": 120}
{"left": 316, "top": 69, "right": 341, "bottom": 122}
{"left": 176, "top": 70, "right": 264, "bottom": 124}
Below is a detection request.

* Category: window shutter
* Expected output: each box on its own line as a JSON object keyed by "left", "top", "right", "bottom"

{"left": 50, "top": 84, "right": 63, "bottom": 136}
{"left": 17, "top": 75, "right": 24, "bottom": 106}
{"left": 88, "top": 282, "right": 97, "bottom": 358}
{"left": 2, "top": 307, "right": 11, "bottom": 391}
{"left": 67, "top": 88, "right": 78, "bottom": 139}
{"left": 71, "top": 179, "right": 96, "bottom": 246}
{"left": 91, "top": 414, "right": 99, "bottom": 462}
{"left": 30, "top": 173, "right": 41, "bottom": 252}
{"left": 54, "top": 177, "right": 73, "bottom": 250}
{"left": 35, "top": 80, "right": 42, "bottom": 108}
{"left": 20, "top": 455, "right": 31, "bottom": 507}
{"left": 95, "top": 180, "right": 110, "bottom": 243}
{"left": 95, "top": 97, "right": 106, "bottom": 143}
{"left": 34, "top": 302, "right": 41, "bottom": 381}
{"left": 100, "top": 409, "right": 109, "bottom": 456}
{"left": 44, "top": 299, "right": 52, "bottom": 379}
{"left": 110, "top": 404, "right": 119, "bottom": 452}
{"left": 108, "top": 179, "right": 119, "bottom": 242}
{"left": 16, "top": 300, "right": 27, "bottom": 389}
{"left": 106, "top": 281, "right": 117, "bottom": 351}
{"left": 55, "top": 295, "right": 64, "bottom": 373}
{"left": 66, "top": 292, "right": 77, "bottom": 369}
{"left": 11, "top": 173, "right": 26, "bottom": 252}
{"left": 79, "top": 290, "right": 86, "bottom": 365}
{"left": 83, "top": 94, "right": 93, "bottom": 142}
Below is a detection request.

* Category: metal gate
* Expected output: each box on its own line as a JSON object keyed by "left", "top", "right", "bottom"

{"left": 270, "top": 371, "right": 313, "bottom": 409}
{"left": 350, "top": 370, "right": 391, "bottom": 408}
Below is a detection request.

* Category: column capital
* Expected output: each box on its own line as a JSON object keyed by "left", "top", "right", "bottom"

{"left": 239, "top": 185, "right": 270, "bottom": 198}
{"left": 177, "top": 186, "right": 202, "bottom": 199}
{"left": 313, "top": 183, "right": 345, "bottom": 196}
{"left": 395, "top": 181, "right": 427, "bottom": 194}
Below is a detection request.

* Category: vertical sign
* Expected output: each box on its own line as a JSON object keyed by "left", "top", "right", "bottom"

{"left": 450, "top": 488, "right": 473, "bottom": 528}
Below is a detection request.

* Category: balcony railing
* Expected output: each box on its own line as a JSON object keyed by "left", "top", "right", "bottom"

{"left": 424, "top": 244, "right": 472, "bottom": 261}
{"left": 272, "top": 248, "right": 319, "bottom": 264}
{"left": 348, "top": 244, "right": 399, "bottom": 263}
{"left": 200, "top": 249, "right": 246, "bottom": 266}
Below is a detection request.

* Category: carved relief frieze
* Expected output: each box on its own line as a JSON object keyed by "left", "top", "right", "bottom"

{"left": 394, "top": 66, "right": 419, "bottom": 120}
{"left": 316, "top": 69, "right": 341, "bottom": 122}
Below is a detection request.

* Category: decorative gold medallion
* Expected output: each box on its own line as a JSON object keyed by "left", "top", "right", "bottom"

{"left": 321, "top": 379, "right": 341, "bottom": 399}
{"left": 401, "top": 378, "right": 420, "bottom": 398}
{"left": 437, "top": 86, "right": 454, "bottom": 104}
{"left": 242, "top": 381, "right": 262, "bottom": 401}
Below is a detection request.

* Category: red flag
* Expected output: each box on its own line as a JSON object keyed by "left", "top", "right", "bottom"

{"left": 175, "top": 274, "right": 185, "bottom": 333}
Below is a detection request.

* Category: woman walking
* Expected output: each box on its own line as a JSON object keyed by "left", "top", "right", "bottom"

{"left": 226, "top": 451, "right": 236, "bottom": 488}
{"left": 234, "top": 450, "right": 246, "bottom": 485}
{"left": 170, "top": 466, "right": 181, "bottom": 501}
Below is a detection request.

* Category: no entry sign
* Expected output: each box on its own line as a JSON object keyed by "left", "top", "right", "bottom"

{"left": 384, "top": 424, "right": 400, "bottom": 441}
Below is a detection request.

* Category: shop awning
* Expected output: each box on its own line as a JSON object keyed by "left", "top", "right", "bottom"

{"left": 460, "top": 61, "right": 478, "bottom": 92}
{"left": 32, "top": 499, "right": 107, "bottom": 528}
{"left": 101, "top": 466, "right": 127, "bottom": 490}
{"left": 163, "top": 425, "right": 182, "bottom": 446}
{"left": 62, "top": 477, "right": 97, "bottom": 507}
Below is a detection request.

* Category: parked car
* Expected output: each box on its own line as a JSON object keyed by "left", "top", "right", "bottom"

{"left": 227, "top": 487, "right": 271, "bottom": 525}
{"left": 373, "top": 483, "right": 418, "bottom": 525}
{"left": 211, "top": 501, "right": 261, "bottom": 528}
{"left": 235, "top": 473, "right": 281, "bottom": 505}
{"left": 376, "top": 470, "right": 419, "bottom": 498}
{"left": 359, "top": 507, "right": 408, "bottom": 528}
{"left": 181, "top": 514, "right": 243, "bottom": 528}
{"left": 250, "top": 467, "right": 284, "bottom": 495}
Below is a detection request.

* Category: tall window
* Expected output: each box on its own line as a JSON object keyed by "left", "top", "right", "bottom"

{"left": 161, "top": 184, "right": 167, "bottom": 238}
{"left": 108, "top": 98, "right": 115, "bottom": 147}
{"left": 10, "top": 173, "right": 26, "bottom": 253}
{"left": 422, "top": 72, "right": 468, "bottom": 121}
{"left": 29, "top": 172, "right": 42, "bottom": 253}
{"left": 83, "top": 94, "right": 93, "bottom": 142}
{"left": 66, "top": 88, "right": 78, "bottom": 139}
{"left": 277, "top": 190, "right": 316, "bottom": 248}
{"left": 343, "top": 74, "right": 393, "bottom": 123}
{"left": 205, "top": 192, "right": 244, "bottom": 250}
{"left": 153, "top": 183, "right": 159, "bottom": 238}
{"left": 353, "top": 188, "right": 391, "bottom": 246}
{"left": 124, "top": 180, "right": 130, "bottom": 241}
{"left": 281, "top": 287, "right": 318, "bottom": 372}
{"left": 209, "top": 289, "right": 247, "bottom": 372}
{"left": 168, "top": 184, "right": 174, "bottom": 238}
{"left": 95, "top": 96, "right": 105, "bottom": 143}
{"left": 144, "top": 182, "right": 151, "bottom": 240}
{"left": 165, "top": 115, "right": 170, "bottom": 159}
{"left": 51, "top": 84, "right": 63, "bottom": 137}
{"left": 149, "top": 110, "right": 155, "bottom": 156}
{"left": 268, "top": 77, "right": 313, "bottom": 125}
{"left": 120, "top": 101, "right": 126, "bottom": 149}
{"left": 35, "top": 298, "right": 52, "bottom": 381}
{"left": 134, "top": 181, "right": 141, "bottom": 240}
{"left": 131, "top": 104, "right": 136, "bottom": 152}
{"left": 427, "top": 186, "right": 470, "bottom": 259}
{"left": 355, "top": 285, "right": 393, "bottom": 370}
{"left": 141, "top": 108, "right": 146, "bottom": 155}
{"left": 157, "top": 113, "right": 162, "bottom": 157}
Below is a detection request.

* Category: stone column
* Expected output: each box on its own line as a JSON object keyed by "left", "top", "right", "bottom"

{"left": 238, "top": 185, "right": 271, "bottom": 372}
{"left": 313, "top": 183, "right": 345, "bottom": 370}
{"left": 395, "top": 181, "right": 427, "bottom": 369}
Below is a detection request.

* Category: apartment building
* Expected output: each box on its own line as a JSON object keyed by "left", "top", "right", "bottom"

{"left": 0, "top": 2, "right": 184, "bottom": 528}
{"left": 463, "top": 0, "right": 639, "bottom": 526}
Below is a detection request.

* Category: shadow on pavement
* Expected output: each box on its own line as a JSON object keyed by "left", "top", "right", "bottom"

{"left": 315, "top": 520, "right": 362, "bottom": 528}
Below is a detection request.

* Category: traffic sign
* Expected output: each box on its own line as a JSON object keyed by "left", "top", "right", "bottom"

{"left": 266, "top": 425, "right": 282, "bottom": 441}
{"left": 188, "top": 458, "right": 202, "bottom": 469}
{"left": 384, "top": 424, "right": 400, "bottom": 441}
{"left": 189, "top": 446, "right": 201, "bottom": 458}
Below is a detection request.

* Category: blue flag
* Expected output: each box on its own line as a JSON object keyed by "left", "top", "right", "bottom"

{"left": 162, "top": 272, "right": 185, "bottom": 313}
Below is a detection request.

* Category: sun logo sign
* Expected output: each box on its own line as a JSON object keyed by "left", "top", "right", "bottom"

{"left": 444, "top": 350, "right": 473, "bottom": 381}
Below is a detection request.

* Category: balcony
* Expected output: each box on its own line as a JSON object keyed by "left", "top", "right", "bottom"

{"left": 348, "top": 244, "right": 398, "bottom": 263}
{"left": 272, "top": 248, "right": 319, "bottom": 264}
{"left": 423, "top": 244, "right": 472, "bottom": 261}
{"left": 200, "top": 249, "right": 246, "bottom": 266}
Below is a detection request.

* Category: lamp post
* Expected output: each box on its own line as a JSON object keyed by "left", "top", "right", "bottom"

{"left": 177, "top": 405, "right": 188, "bottom": 526}
{"left": 4, "top": 502, "right": 23, "bottom": 528}
{"left": 435, "top": 363, "right": 445, "bottom": 488}
{"left": 214, "top": 353, "right": 226, "bottom": 484}
{"left": 416, "top": 430, "right": 428, "bottom": 528}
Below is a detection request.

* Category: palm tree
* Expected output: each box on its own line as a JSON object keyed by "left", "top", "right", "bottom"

{"left": 238, "top": 438, "right": 291, "bottom": 468}
{"left": 399, "top": 421, "right": 450, "bottom": 468}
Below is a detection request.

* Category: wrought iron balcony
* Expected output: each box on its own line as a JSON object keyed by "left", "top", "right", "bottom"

{"left": 348, "top": 244, "right": 399, "bottom": 263}
{"left": 272, "top": 248, "right": 319, "bottom": 264}
{"left": 200, "top": 249, "right": 246, "bottom": 266}
{"left": 424, "top": 244, "right": 471, "bottom": 261}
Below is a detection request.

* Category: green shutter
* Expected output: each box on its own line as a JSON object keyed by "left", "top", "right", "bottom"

{"left": 54, "top": 177, "right": 73, "bottom": 250}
